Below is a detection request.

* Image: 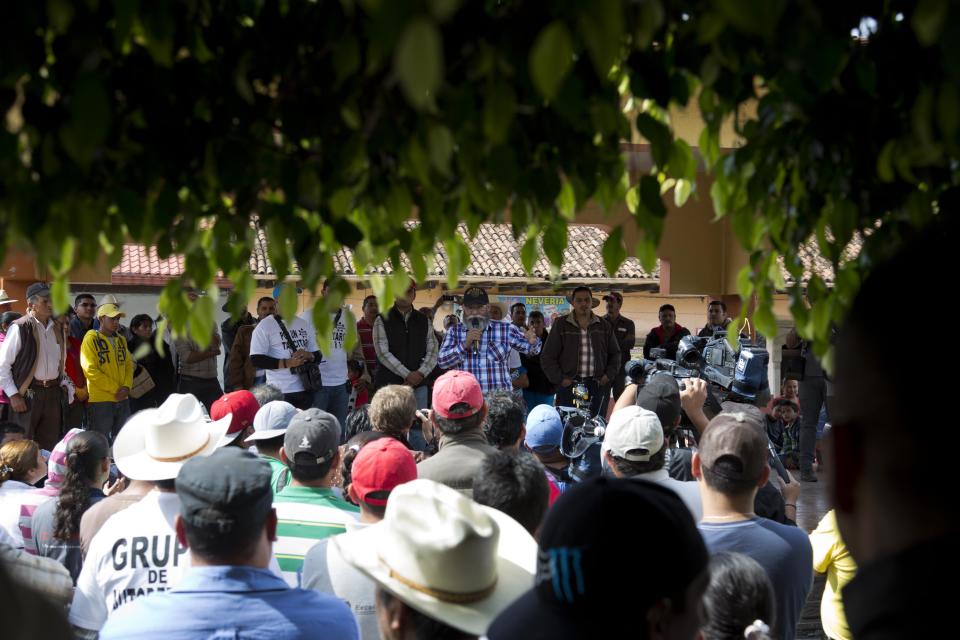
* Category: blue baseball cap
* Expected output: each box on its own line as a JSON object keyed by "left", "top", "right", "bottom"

{"left": 525, "top": 405, "right": 563, "bottom": 450}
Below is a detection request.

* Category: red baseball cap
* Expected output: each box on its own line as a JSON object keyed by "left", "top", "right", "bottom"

{"left": 432, "top": 370, "right": 484, "bottom": 419}
{"left": 210, "top": 390, "right": 260, "bottom": 436}
{"left": 348, "top": 438, "right": 417, "bottom": 506}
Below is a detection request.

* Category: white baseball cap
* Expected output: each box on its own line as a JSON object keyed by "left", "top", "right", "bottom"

{"left": 601, "top": 406, "right": 664, "bottom": 462}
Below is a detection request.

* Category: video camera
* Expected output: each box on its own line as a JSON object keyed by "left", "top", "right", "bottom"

{"left": 557, "top": 382, "right": 606, "bottom": 459}
{"left": 625, "top": 330, "right": 769, "bottom": 406}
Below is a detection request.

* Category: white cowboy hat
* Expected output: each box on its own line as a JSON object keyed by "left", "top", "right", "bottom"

{"left": 333, "top": 478, "right": 536, "bottom": 636}
{"left": 113, "top": 393, "right": 232, "bottom": 481}
{"left": 0, "top": 289, "right": 18, "bottom": 305}
{"left": 99, "top": 293, "right": 120, "bottom": 306}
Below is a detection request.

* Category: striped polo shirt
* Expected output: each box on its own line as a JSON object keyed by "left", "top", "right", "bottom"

{"left": 272, "top": 485, "right": 359, "bottom": 587}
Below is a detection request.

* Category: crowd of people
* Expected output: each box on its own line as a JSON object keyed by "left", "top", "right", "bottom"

{"left": 0, "top": 221, "right": 955, "bottom": 639}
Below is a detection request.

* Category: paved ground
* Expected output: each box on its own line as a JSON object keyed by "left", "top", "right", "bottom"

{"left": 792, "top": 467, "right": 831, "bottom": 639}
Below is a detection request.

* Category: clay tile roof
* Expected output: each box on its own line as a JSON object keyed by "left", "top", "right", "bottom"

{"left": 250, "top": 222, "right": 659, "bottom": 282}
{"left": 779, "top": 234, "right": 863, "bottom": 289}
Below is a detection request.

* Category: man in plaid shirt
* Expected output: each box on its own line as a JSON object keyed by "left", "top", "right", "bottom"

{"left": 438, "top": 287, "right": 541, "bottom": 394}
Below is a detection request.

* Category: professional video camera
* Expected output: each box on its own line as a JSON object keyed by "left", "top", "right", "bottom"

{"left": 557, "top": 382, "right": 606, "bottom": 459}
{"left": 625, "top": 330, "right": 769, "bottom": 405}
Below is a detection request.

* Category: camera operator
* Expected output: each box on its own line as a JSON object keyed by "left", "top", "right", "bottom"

{"left": 642, "top": 304, "right": 691, "bottom": 360}
{"left": 614, "top": 371, "right": 800, "bottom": 525}
{"left": 698, "top": 300, "right": 733, "bottom": 337}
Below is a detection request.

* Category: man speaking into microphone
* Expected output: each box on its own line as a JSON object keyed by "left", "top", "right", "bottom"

{"left": 437, "top": 287, "right": 541, "bottom": 394}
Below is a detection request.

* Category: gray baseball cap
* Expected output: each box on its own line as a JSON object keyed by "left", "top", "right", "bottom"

{"left": 176, "top": 447, "right": 273, "bottom": 534}
{"left": 283, "top": 408, "right": 341, "bottom": 467}
{"left": 245, "top": 400, "right": 298, "bottom": 443}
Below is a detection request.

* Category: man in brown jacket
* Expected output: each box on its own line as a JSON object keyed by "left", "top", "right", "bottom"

{"left": 541, "top": 286, "right": 620, "bottom": 417}
{"left": 226, "top": 296, "right": 276, "bottom": 391}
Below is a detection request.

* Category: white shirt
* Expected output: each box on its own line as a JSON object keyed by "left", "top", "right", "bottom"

{"left": 70, "top": 488, "right": 283, "bottom": 630}
{"left": 0, "top": 318, "right": 70, "bottom": 398}
{"left": 249, "top": 315, "right": 319, "bottom": 394}
{"left": 634, "top": 469, "right": 704, "bottom": 522}
{"left": 69, "top": 490, "right": 189, "bottom": 631}
{"left": 303, "top": 522, "right": 378, "bottom": 640}
{"left": 0, "top": 480, "right": 45, "bottom": 549}
{"left": 300, "top": 310, "right": 349, "bottom": 387}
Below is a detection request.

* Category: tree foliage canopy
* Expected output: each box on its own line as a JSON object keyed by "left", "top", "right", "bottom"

{"left": 1, "top": 0, "right": 957, "bottom": 359}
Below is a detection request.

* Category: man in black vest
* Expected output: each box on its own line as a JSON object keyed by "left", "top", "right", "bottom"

{"left": 372, "top": 281, "right": 437, "bottom": 409}
{"left": 0, "top": 282, "right": 74, "bottom": 450}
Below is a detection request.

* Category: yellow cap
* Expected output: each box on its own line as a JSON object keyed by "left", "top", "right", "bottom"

{"left": 97, "top": 303, "right": 126, "bottom": 319}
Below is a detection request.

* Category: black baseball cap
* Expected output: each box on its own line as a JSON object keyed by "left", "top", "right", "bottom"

{"left": 636, "top": 375, "right": 682, "bottom": 428}
{"left": 462, "top": 286, "right": 489, "bottom": 307}
{"left": 487, "top": 477, "right": 708, "bottom": 638}
{"left": 176, "top": 447, "right": 273, "bottom": 535}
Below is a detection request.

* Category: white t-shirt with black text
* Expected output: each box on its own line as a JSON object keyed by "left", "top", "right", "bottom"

{"left": 69, "top": 490, "right": 188, "bottom": 631}
{"left": 300, "top": 310, "right": 349, "bottom": 387}
{"left": 249, "top": 314, "right": 320, "bottom": 394}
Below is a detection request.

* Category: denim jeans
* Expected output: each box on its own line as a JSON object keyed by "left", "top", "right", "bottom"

{"left": 88, "top": 400, "right": 131, "bottom": 442}
{"left": 313, "top": 383, "right": 349, "bottom": 440}
{"left": 413, "top": 385, "right": 429, "bottom": 409}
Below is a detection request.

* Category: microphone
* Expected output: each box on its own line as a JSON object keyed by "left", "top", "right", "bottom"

{"left": 468, "top": 316, "right": 487, "bottom": 355}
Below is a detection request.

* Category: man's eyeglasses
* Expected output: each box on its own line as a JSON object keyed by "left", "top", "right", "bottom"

{"left": 78, "top": 303, "right": 96, "bottom": 308}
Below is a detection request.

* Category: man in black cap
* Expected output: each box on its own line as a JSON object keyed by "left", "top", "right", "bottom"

{"left": 488, "top": 477, "right": 709, "bottom": 639}
{"left": 438, "top": 286, "right": 541, "bottom": 394}
{"left": 99, "top": 447, "right": 359, "bottom": 639}
{"left": 602, "top": 291, "right": 636, "bottom": 402}
{"left": 0, "top": 282, "right": 74, "bottom": 450}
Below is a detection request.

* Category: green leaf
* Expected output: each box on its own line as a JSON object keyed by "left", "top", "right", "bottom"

{"left": 752, "top": 300, "right": 777, "bottom": 339}
{"left": 625, "top": 184, "right": 640, "bottom": 214}
{"left": 639, "top": 175, "right": 667, "bottom": 217}
{"left": 736, "top": 265, "right": 754, "bottom": 299}
{"left": 59, "top": 74, "right": 112, "bottom": 169}
{"left": 578, "top": 0, "right": 623, "bottom": 78}
{"left": 937, "top": 82, "right": 960, "bottom": 144}
{"left": 190, "top": 293, "right": 216, "bottom": 348}
{"left": 602, "top": 227, "right": 627, "bottom": 276}
{"left": 714, "top": 0, "right": 786, "bottom": 38}
{"left": 278, "top": 283, "right": 299, "bottom": 324}
{"left": 635, "top": 237, "right": 658, "bottom": 273}
{"left": 443, "top": 234, "right": 471, "bottom": 289}
{"left": 51, "top": 275, "right": 71, "bottom": 315}
{"left": 542, "top": 221, "right": 568, "bottom": 267}
{"left": 529, "top": 21, "right": 574, "bottom": 100}
{"left": 674, "top": 178, "right": 693, "bottom": 207}
{"left": 668, "top": 138, "right": 697, "bottom": 182}
{"left": 634, "top": 0, "right": 665, "bottom": 50}
{"left": 484, "top": 81, "right": 516, "bottom": 144}
{"left": 520, "top": 233, "right": 538, "bottom": 274}
{"left": 428, "top": 0, "right": 461, "bottom": 22}
{"left": 698, "top": 126, "right": 720, "bottom": 168}
{"left": 636, "top": 113, "right": 673, "bottom": 168}
{"left": 912, "top": 0, "right": 948, "bottom": 46}
{"left": 427, "top": 125, "right": 454, "bottom": 176}
{"left": 556, "top": 180, "right": 576, "bottom": 220}
{"left": 47, "top": 0, "right": 75, "bottom": 34}
{"left": 876, "top": 140, "right": 896, "bottom": 182}
{"left": 395, "top": 18, "right": 443, "bottom": 110}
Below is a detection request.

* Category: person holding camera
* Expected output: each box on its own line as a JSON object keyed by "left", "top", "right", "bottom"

{"left": 643, "top": 303, "right": 691, "bottom": 360}
{"left": 540, "top": 286, "right": 620, "bottom": 418}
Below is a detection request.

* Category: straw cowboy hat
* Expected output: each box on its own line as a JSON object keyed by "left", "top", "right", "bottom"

{"left": 334, "top": 478, "right": 536, "bottom": 636}
{"left": 113, "top": 394, "right": 232, "bottom": 481}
